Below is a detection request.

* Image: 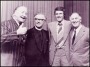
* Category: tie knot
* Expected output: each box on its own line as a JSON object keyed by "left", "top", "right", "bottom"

{"left": 58, "top": 22, "right": 62, "bottom": 26}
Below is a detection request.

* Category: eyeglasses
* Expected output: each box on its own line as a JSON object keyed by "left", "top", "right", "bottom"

{"left": 35, "top": 18, "right": 45, "bottom": 21}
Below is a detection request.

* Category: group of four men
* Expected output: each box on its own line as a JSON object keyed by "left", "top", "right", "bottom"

{"left": 1, "top": 6, "right": 89, "bottom": 66}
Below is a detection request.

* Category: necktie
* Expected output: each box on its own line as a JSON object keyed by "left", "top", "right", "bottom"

{"left": 58, "top": 22, "right": 62, "bottom": 33}
{"left": 72, "top": 29, "right": 76, "bottom": 45}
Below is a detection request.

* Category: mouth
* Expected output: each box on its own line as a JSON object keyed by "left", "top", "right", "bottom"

{"left": 57, "top": 16, "right": 61, "bottom": 18}
{"left": 73, "top": 21, "right": 77, "bottom": 23}
{"left": 37, "top": 22, "right": 41, "bottom": 24}
{"left": 21, "top": 16, "right": 26, "bottom": 19}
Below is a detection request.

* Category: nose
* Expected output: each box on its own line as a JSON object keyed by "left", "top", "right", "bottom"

{"left": 23, "top": 13, "right": 27, "bottom": 17}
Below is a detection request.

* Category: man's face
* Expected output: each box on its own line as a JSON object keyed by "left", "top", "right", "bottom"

{"left": 14, "top": 6, "right": 27, "bottom": 23}
{"left": 70, "top": 13, "right": 81, "bottom": 28}
{"left": 55, "top": 11, "right": 64, "bottom": 22}
{"left": 34, "top": 14, "right": 45, "bottom": 28}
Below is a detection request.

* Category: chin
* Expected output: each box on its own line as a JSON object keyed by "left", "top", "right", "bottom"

{"left": 20, "top": 19, "right": 26, "bottom": 22}
{"left": 57, "top": 19, "right": 61, "bottom": 21}
{"left": 20, "top": 20, "right": 25, "bottom": 23}
{"left": 73, "top": 26, "right": 78, "bottom": 28}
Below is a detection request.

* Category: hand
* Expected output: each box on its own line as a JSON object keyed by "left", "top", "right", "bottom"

{"left": 17, "top": 23, "right": 27, "bottom": 35}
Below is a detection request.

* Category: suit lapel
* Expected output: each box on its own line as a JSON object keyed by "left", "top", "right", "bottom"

{"left": 56, "top": 20, "right": 71, "bottom": 48}
{"left": 50, "top": 22, "right": 57, "bottom": 43}
{"left": 64, "top": 21, "right": 71, "bottom": 42}
{"left": 70, "top": 28, "right": 74, "bottom": 48}
{"left": 73, "top": 25, "right": 85, "bottom": 45}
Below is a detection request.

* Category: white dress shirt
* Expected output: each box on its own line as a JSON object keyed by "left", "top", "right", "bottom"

{"left": 72, "top": 24, "right": 82, "bottom": 39}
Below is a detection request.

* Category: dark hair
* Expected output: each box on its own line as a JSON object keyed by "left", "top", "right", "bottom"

{"left": 54, "top": 7, "right": 65, "bottom": 15}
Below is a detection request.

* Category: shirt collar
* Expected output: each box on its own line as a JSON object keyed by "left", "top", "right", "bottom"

{"left": 35, "top": 26, "right": 42, "bottom": 31}
{"left": 57, "top": 19, "right": 65, "bottom": 26}
{"left": 74, "top": 24, "right": 82, "bottom": 31}
{"left": 74, "top": 24, "right": 82, "bottom": 36}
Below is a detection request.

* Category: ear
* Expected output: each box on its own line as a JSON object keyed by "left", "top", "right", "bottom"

{"left": 79, "top": 17, "right": 82, "bottom": 23}
{"left": 69, "top": 16, "right": 72, "bottom": 21}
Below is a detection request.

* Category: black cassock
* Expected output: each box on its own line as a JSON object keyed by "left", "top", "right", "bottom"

{"left": 25, "top": 27, "right": 49, "bottom": 66}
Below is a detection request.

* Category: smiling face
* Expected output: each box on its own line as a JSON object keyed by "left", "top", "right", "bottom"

{"left": 13, "top": 6, "right": 27, "bottom": 23}
{"left": 70, "top": 13, "right": 82, "bottom": 28}
{"left": 55, "top": 11, "right": 64, "bottom": 22}
{"left": 34, "top": 14, "right": 46, "bottom": 29}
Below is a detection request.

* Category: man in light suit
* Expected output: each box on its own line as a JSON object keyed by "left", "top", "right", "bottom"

{"left": 48, "top": 7, "right": 71, "bottom": 66}
{"left": 69, "top": 12, "right": 89, "bottom": 66}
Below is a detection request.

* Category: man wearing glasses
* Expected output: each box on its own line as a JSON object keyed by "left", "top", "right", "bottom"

{"left": 24, "top": 13, "right": 49, "bottom": 66}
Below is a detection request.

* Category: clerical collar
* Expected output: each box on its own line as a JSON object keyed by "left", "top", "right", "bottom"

{"left": 35, "top": 26, "right": 42, "bottom": 31}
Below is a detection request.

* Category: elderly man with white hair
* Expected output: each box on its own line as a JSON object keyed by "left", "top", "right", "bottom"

{"left": 24, "top": 13, "right": 49, "bottom": 66}
{"left": 69, "top": 12, "right": 89, "bottom": 66}
{"left": 1, "top": 6, "right": 28, "bottom": 66}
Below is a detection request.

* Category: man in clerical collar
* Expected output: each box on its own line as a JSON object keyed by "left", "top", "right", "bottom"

{"left": 25, "top": 13, "right": 49, "bottom": 66}
{"left": 69, "top": 12, "right": 89, "bottom": 66}
{"left": 48, "top": 6, "right": 71, "bottom": 66}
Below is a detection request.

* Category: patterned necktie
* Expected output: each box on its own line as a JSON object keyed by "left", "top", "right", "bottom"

{"left": 72, "top": 29, "right": 76, "bottom": 45}
{"left": 58, "top": 22, "right": 62, "bottom": 33}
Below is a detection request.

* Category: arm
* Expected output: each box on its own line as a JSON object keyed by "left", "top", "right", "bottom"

{"left": 1, "top": 21, "right": 19, "bottom": 44}
{"left": 47, "top": 23, "right": 51, "bottom": 46}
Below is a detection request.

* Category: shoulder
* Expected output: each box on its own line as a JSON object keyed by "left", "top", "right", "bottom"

{"left": 42, "top": 29, "right": 49, "bottom": 38}
{"left": 83, "top": 25, "right": 89, "bottom": 33}
{"left": 81, "top": 25, "right": 89, "bottom": 39}
{"left": 43, "top": 29, "right": 48, "bottom": 33}
{"left": 48, "top": 21, "right": 56, "bottom": 25}
{"left": 64, "top": 20, "right": 71, "bottom": 24}
{"left": 82, "top": 25, "right": 89, "bottom": 41}
{"left": 48, "top": 21, "right": 57, "bottom": 29}
{"left": 43, "top": 29, "right": 49, "bottom": 36}
{"left": 26, "top": 27, "right": 34, "bottom": 34}
{"left": 63, "top": 20, "right": 72, "bottom": 28}
{"left": 1, "top": 19, "right": 11, "bottom": 25}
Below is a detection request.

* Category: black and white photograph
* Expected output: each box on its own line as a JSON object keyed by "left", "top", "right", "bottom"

{"left": 1, "top": 0, "right": 89, "bottom": 66}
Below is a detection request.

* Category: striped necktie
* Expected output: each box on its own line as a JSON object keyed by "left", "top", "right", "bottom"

{"left": 58, "top": 22, "right": 62, "bottom": 33}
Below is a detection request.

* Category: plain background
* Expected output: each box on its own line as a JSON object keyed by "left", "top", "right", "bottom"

{"left": 1, "top": 1, "right": 89, "bottom": 30}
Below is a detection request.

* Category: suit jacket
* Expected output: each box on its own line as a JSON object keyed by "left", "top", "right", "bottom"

{"left": 1, "top": 19, "right": 26, "bottom": 66}
{"left": 25, "top": 27, "right": 49, "bottom": 66}
{"left": 69, "top": 25, "right": 89, "bottom": 66}
{"left": 48, "top": 20, "right": 71, "bottom": 65}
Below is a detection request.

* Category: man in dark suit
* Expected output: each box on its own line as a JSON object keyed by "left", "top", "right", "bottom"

{"left": 48, "top": 7, "right": 71, "bottom": 66}
{"left": 25, "top": 13, "right": 49, "bottom": 66}
{"left": 69, "top": 12, "right": 89, "bottom": 66}
{"left": 1, "top": 6, "right": 28, "bottom": 66}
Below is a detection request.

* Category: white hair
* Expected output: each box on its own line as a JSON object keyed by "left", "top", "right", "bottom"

{"left": 12, "top": 6, "right": 27, "bottom": 16}
{"left": 69, "top": 12, "right": 82, "bottom": 21}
